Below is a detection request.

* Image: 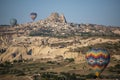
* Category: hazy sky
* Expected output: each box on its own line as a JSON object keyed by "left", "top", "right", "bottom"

{"left": 0, "top": 0, "right": 120, "bottom": 26}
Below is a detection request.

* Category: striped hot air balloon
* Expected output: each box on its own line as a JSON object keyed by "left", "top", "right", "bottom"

{"left": 86, "top": 48, "right": 110, "bottom": 77}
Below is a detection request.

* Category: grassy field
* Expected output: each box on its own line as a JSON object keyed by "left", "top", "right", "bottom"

{"left": 0, "top": 58, "right": 120, "bottom": 80}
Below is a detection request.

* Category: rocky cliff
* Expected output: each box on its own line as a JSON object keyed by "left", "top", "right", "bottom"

{"left": 46, "top": 12, "right": 67, "bottom": 23}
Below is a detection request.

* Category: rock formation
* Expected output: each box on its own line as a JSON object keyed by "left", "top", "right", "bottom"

{"left": 0, "top": 12, "right": 120, "bottom": 62}
{"left": 46, "top": 12, "right": 67, "bottom": 23}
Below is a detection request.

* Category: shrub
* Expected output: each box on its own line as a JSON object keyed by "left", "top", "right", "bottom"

{"left": 65, "top": 58, "right": 74, "bottom": 63}
{"left": 47, "top": 61, "right": 56, "bottom": 64}
{"left": 85, "top": 73, "right": 96, "bottom": 79}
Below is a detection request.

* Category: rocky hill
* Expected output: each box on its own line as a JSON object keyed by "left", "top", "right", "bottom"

{"left": 0, "top": 12, "right": 120, "bottom": 38}
{"left": 0, "top": 12, "right": 120, "bottom": 62}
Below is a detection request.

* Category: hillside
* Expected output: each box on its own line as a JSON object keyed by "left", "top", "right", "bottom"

{"left": 0, "top": 12, "right": 120, "bottom": 62}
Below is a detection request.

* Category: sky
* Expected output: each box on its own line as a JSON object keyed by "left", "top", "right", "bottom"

{"left": 0, "top": 0, "right": 120, "bottom": 26}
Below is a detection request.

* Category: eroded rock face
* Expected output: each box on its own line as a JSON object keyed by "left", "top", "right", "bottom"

{"left": 46, "top": 12, "right": 67, "bottom": 23}
{"left": 60, "top": 14, "right": 67, "bottom": 23}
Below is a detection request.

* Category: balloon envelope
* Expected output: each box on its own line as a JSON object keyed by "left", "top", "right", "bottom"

{"left": 10, "top": 18, "right": 17, "bottom": 26}
{"left": 86, "top": 48, "right": 110, "bottom": 77}
{"left": 30, "top": 12, "right": 37, "bottom": 21}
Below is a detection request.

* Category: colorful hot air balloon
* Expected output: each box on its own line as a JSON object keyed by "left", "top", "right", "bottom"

{"left": 86, "top": 48, "right": 110, "bottom": 78}
{"left": 30, "top": 12, "right": 37, "bottom": 21}
{"left": 10, "top": 18, "right": 17, "bottom": 26}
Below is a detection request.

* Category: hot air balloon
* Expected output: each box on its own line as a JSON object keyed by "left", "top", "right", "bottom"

{"left": 30, "top": 12, "right": 37, "bottom": 21}
{"left": 86, "top": 48, "right": 110, "bottom": 78}
{"left": 10, "top": 18, "right": 17, "bottom": 26}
